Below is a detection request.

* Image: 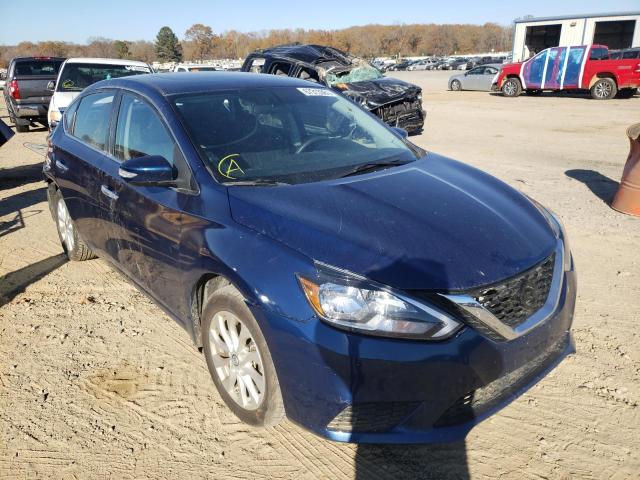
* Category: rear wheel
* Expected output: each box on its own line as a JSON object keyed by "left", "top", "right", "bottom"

{"left": 501, "top": 77, "right": 522, "bottom": 97}
{"left": 14, "top": 118, "right": 29, "bottom": 133}
{"left": 450, "top": 80, "right": 462, "bottom": 91}
{"left": 590, "top": 78, "right": 617, "bottom": 100}
{"left": 202, "top": 285, "right": 285, "bottom": 427}
{"left": 53, "top": 190, "right": 95, "bottom": 261}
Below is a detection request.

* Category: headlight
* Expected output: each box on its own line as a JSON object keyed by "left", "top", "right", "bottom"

{"left": 49, "top": 108, "right": 61, "bottom": 124}
{"left": 297, "top": 266, "right": 462, "bottom": 340}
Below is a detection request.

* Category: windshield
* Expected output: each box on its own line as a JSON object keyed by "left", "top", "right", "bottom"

{"left": 57, "top": 63, "right": 151, "bottom": 92}
{"left": 15, "top": 59, "right": 63, "bottom": 76}
{"left": 324, "top": 64, "right": 382, "bottom": 87}
{"left": 172, "top": 86, "right": 418, "bottom": 184}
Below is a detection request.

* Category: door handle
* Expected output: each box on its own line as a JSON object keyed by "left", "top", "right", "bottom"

{"left": 100, "top": 185, "right": 119, "bottom": 201}
{"left": 55, "top": 159, "right": 69, "bottom": 172}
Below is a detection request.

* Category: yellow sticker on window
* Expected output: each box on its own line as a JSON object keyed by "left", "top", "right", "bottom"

{"left": 218, "top": 154, "right": 245, "bottom": 179}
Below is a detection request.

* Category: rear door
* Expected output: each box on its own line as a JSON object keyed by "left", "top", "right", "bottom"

{"left": 53, "top": 90, "right": 118, "bottom": 254}
{"left": 464, "top": 67, "right": 486, "bottom": 90}
{"left": 100, "top": 92, "right": 193, "bottom": 318}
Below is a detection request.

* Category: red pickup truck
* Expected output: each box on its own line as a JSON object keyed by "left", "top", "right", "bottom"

{"left": 494, "top": 45, "right": 640, "bottom": 100}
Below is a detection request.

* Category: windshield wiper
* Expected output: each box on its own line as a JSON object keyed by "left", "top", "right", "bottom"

{"left": 338, "top": 159, "right": 413, "bottom": 178}
{"left": 222, "top": 179, "right": 290, "bottom": 187}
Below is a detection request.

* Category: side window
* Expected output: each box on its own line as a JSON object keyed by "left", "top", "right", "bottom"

{"left": 469, "top": 67, "right": 484, "bottom": 75}
{"left": 296, "top": 67, "right": 320, "bottom": 83}
{"left": 485, "top": 67, "right": 498, "bottom": 75}
{"left": 247, "top": 57, "right": 265, "bottom": 73}
{"left": 589, "top": 48, "right": 609, "bottom": 60}
{"left": 114, "top": 93, "right": 176, "bottom": 165}
{"left": 72, "top": 92, "right": 114, "bottom": 151}
{"left": 269, "top": 62, "right": 293, "bottom": 76}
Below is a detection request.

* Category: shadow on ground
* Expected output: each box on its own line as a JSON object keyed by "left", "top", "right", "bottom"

{"left": 565, "top": 169, "right": 619, "bottom": 205}
{"left": 0, "top": 253, "right": 67, "bottom": 306}
{"left": 0, "top": 162, "right": 44, "bottom": 191}
{"left": 355, "top": 443, "right": 469, "bottom": 479}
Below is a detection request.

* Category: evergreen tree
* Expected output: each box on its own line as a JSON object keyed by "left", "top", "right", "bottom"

{"left": 155, "top": 27, "right": 182, "bottom": 62}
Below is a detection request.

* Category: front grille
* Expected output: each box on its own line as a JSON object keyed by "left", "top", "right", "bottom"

{"left": 327, "top": 402, "right": 420, "bottom": 433}
{"left": 375, "top": 98, "right": 423, "bottom": 131}
{"left": 435, "top": 334, "right": 568, "bottom": 427}
{"left": 467, "top": 253, "right": 555, "bottom": 329}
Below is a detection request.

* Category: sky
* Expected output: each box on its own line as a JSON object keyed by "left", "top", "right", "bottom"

{"left": 1, "top": 0, "right": 639, "bottom": 44}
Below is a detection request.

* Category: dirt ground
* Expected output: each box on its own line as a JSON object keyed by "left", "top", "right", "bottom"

{"left": 1, "top": 71, "right": 639, "bottom": 480}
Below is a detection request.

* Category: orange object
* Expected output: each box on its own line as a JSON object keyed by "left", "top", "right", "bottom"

{"left": 612, "top": 123, "right": 640, "bottom": 217}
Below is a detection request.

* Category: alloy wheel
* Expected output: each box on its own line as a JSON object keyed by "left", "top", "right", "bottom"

{"left": 451, "top": 80, "right": 461, "bottom": 91}
{"left": 57, "top": 197, "right": 75, "bottom": 252}
{"left": 208, "top": 311, "right": 265, "bottom": 410}
{"left": 594, "top": 81, "right": 612, "bottom": 99}
{"left": 504, "top": 80, "right": 517, "bottom": 96}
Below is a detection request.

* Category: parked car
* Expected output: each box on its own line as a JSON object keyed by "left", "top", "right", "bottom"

{"left": 494, "top": 44, "right": 640, "bottom": 99}
{"left": 242, "top": 44, "right": 425, "bottom": 134}
{"left": 3, "top": 56, "right": 65, "bottom": 132}
{"left": 173, "top": 64, "right": 218, "bottom": 72}
{"left": 449, "top": 64, "right": 502, "bottom": 91}
{"left": 386, "top": 60, "right": 413, "bottom": 71}
{"left": 47, "top": 58, "right": 152, "bottom": 129}
{"left": 44, "top": 72, "right": 576, "bottom": 443}
{"left": 407, "top": 59, "right": 437, "bottom": 71}
{"left": 0, "top": 71, "right": 6, "bottom": 90}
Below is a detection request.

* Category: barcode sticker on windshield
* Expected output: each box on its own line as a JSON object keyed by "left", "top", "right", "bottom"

{"left": 297, "top": 87, "right": 336, "bottom": 97}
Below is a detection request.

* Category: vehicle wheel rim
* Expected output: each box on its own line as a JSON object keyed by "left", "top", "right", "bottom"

{"left": 452, "top": 81, "right": 461, "bottom": 91}
{"left": 57, "top": 198, "right": 75, "bottom": 252}
{"left": 209, "top": 311, "right": 265, "bottom": 411}
{"left": 595, "top": 82, "right": 611, "bottom": 98}
{"left": 504, "top": 81, "right": 516, "bottom": 96}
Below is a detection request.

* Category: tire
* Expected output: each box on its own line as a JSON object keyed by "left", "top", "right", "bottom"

{"left": 450, "top": 80, "right": 462, "bottom": 91}
{"left": 501, "top": 77, "right": 522, "bottom": 97}
{"left": 526, "top": 89, "right": 542, "bottom": 96}
{"left": 15, "top": 121, "right": 29, "bottom": 133}
{"left": 590, "top": 78, "right": 617, "bottom": 100}
{"left": 202, "top": 285, "right": 285, "bottom": 427}
{"left": 53, "top": 189, "right": 95, "bottom": 261}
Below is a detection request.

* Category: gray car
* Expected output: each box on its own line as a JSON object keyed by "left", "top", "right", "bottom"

{"left": 448, "top": 64, "right": 501, "bottom": 91}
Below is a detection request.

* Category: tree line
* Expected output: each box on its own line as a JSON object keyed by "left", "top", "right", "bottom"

{"left": 1, "top": 22, "right": 512, "bottom": 67}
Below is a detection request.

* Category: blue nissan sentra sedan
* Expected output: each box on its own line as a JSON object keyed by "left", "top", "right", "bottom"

{"left": 43, "top": 72, "right": 576, "bottom": 444}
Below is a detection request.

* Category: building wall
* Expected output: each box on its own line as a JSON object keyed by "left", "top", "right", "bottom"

{"left": 513, "top": 14, "right": 640, "bottom": 62}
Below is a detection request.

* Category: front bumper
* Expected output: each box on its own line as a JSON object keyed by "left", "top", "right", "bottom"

{"left": 254, "top": 265, "right": 576, "bottom": 444}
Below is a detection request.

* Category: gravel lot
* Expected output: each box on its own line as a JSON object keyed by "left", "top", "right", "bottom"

{"left": 1, "top": 70, "right": 639, "bottom": 479}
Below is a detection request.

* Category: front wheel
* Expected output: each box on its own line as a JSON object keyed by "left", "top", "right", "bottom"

{"left": 450, "top": 80, "right": 462, "bottom": 91}
{"left": 590, "top": 78, "right": 617, "bottom": 100}
{"left": 202, "top": 285, "right": 285, "bottom": 427}
{"left": 501, "top": 78, "right": 522, "bottom": 97}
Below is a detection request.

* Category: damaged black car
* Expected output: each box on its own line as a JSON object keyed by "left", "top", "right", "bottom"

{"left": 241, "top": 44, "right": 425, "bottom": 134}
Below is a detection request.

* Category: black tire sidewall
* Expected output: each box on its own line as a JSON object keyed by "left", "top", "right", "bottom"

{"left": 201, "top": 289, "right": 284, "bottom": 427}
{"left": 53, "top": 189, "right": 83, "bottom": 261}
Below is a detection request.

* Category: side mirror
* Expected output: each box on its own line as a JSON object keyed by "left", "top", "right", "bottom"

{"left": 391, "top": 126, "right": 408, "bottom": 139}
{"left": 118, "top": 155, "right": 176, "bottom": 186}
{"left": 47, "top": 80, "right": 55, "bottom": 91}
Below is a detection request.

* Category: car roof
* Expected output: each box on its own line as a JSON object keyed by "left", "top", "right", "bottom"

{"left": 251, "top": 44, "right": 352, "bottom": 65}
{"left": 87, "top": 71, "right": 325, "bottom": 97}
{"left": 63, "top": 57, "right": 150, "bottom": 66}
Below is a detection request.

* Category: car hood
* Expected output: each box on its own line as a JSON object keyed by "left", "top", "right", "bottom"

{"left": 340, "top": 76, "right": 421, "bottom": 109}
{"left": 228, "top": 154, "right": 557, "bottom": 291}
